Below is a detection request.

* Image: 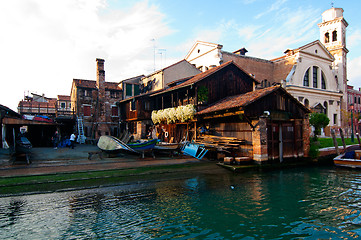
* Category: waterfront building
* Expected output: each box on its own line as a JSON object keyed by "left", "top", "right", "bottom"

{"left": 347, "top": 85, "right": 361, "bottom": 133}
{"left": 118, "top": 61, "right": 310, "bottom": 163}
{"left": 185, "top": 7, "right": 348, "bottom": 136}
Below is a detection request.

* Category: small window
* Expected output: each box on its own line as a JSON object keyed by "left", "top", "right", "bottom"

{"left": 60, "top": 102, "right": 66, "bottom": 109}
{"left": 111, "top": 106, "right": 118, "bottom": 116}
{"left": 313, "top": 66, "right": 318, "bottom": 88}
{"left": 334, "top": 114, "right": 337, "bottom": 125}
{"left": 130, "top": 100, "right": 136, "bottom": 111}
{"left": 126, "top": 84, "right": 133, "bottom": 96}
{"left": 332, "top": 30, "right": 337, "bottom": 42}
{"left": 325, "top": 32, "right": 330, "bottom": 43}
{"left": 303, "top": 68, "right": 309, "bottom": 87}
{"left": 134, "top": 85, "right": 140, "bottom": 96}
{"left": 321, "top": 72, "right": 326, "bottom": 89}
{"left": 83, "top": 105, "right": 91, "bottom": 116}
{"left": 304, "top": 99, "right": 309, "bottom": 108}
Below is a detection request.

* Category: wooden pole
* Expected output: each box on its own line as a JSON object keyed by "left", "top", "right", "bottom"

{"left": 339, "top": 128, "right": 346, "bottom": 150}
{"left": 331, "top": 128, "right": 339, "bottom": 155}
{"left": 357, "top": 133, "right": 361, "bottom": 147}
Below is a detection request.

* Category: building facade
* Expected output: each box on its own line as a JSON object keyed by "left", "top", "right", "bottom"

{"left": 185, "top": 7, "right": 348, "bottom": 135}
{"left": 70, "top": 59, "right": 122, "bottom": 140}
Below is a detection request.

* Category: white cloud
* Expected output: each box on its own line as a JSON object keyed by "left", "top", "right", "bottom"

{"left": 254, "top": 0, "right": 288, "bottom": 19}
{"left": 238, "top": 7, "right": 319, "bottom": 58}
{"left": 0, "top": 0, "right": 172, "bottom": 111}
{"left": 348, "top": 56, "right": 361, "bottom": 87}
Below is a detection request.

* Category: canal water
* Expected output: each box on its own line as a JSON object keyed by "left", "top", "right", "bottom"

{"left": 1, "top": 165, "right": 361, "bottom": 239}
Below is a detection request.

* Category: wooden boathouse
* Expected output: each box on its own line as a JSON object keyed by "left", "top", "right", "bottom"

{"left": 118, "top": 61, "right": 310, "bottom": 163}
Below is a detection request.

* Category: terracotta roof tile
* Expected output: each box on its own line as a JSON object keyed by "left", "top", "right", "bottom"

{"left": 57, "top": 95, "right": 70, "bottom": 101}
{"left": 197, "top": 86, "right": 280, "bottom": 115}
{"left": 150, "top": 60, "right": 258, "bottom": 96}
{"left": 73, "top": 79, "right": 121, "bottom": 91}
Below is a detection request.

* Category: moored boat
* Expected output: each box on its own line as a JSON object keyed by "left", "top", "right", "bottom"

{"left": 333, "top": 146, "right": 361, "bottom": 168}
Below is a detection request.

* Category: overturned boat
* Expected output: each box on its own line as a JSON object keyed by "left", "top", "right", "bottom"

{"left": 97, "top": 136, "right": 158, "bottom": 157}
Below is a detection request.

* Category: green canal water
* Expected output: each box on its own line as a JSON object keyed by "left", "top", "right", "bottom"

{"left": 1, "top": 165, "right": 361, "bottom": 239}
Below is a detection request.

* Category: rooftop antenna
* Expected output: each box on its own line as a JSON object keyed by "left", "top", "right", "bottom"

{"left": 158, "top": 49, "right": 166, "bottom": 69}
{"left": 151, "top": 39, "right": 156, "bottom": 71}
{"left": 331, "top": 2, "right": 334, "bottom": 8}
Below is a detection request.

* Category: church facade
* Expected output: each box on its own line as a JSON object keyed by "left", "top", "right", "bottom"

{"left": 185, "top": 7, "right": 348, "bottom": 135}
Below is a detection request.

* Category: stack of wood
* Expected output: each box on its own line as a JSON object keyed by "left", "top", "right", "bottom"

{"left": 195, "top": 135, "right": 247, "bottom": 153}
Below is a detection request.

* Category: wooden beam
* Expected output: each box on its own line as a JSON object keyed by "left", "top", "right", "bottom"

{"left": 202, "top": 110, "right": 244, "bottom": 119}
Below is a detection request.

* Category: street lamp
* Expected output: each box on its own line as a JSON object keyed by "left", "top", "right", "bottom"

{"left": 351, "top": 104, "right": 354, "bottom": 142}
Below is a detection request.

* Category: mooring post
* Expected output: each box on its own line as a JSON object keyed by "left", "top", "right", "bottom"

{"left": 339, "top": 128, "right": 346, "bottom": 151}
{"left": 357, "top": 133, "right": 361, "bottom": 148}
{"left": 331, "top": 129, "right": 339, "bottom": 155}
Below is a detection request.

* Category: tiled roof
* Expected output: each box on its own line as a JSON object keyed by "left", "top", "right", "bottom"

{"left": 150, "top": 60, "right": 258, "bottom": 96}
{"left": 73, "top": 79, "right": 96, "bottom": 88}
{"left": 197, "top": 86, "right": 280, "bottom": 115}
{"left": 18, "top": 100, "right": 57, "bottom": 108}
{"left": 57, "top": 95, "right": 70, "bottom": 101}
{"left": 73, "top": 79, "right": 121, "bottom": 91}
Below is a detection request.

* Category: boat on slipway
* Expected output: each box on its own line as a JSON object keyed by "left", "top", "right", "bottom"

{"left": 97, "top": 136, "right": 158, "bottom": 158}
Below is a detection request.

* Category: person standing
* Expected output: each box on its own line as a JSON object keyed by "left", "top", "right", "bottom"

{"left": 70, "top": 132, "right": 76, "bottom": 149}
{"left": 52, "top": 130, "right": 59, "bottom": 149}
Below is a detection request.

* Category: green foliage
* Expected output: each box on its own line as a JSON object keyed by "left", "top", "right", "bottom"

{"left": 309, "top": 113, "right": 330, "bottom": 135}
{"left": 197, "top": 85, "right": 209, "bottom": 103}
{"left": 309, "top": 137, "right": 320, "bottom": 159}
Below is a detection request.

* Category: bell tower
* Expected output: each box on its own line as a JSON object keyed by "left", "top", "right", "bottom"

{"left": 318, "top": 7, "right": 348, "bottom": 124}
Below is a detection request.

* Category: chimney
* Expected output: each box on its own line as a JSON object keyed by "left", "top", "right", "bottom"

{"left": 233, "top": 48, "right": 248, "bottom": 56}
{"left": 96, "top": 58, "right": 105, "bottom": 91}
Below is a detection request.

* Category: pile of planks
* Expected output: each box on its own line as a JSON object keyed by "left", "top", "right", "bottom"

{"left": 195, "top": 135, "right": 247, "bottom": 153}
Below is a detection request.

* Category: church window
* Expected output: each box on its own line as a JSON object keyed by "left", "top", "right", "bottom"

{"left": 324, "top": 101, "right": 328, "bottom": 115}
{"left": 325, "top": 32, "right": 330, "bottom": 43}
{"left": 303, "top": 69, "right": 309, "bottom": 87}
{"left": 321, "top": 72, "right": 326, "bottom": 89}
{"left": 332, "top": 30, "right": 337, "bottom": 42}
{"left": 304, "top": 99, "right": 309, "bottom": 108}
{"left": 313, "top": 66, "right": 318, "bottom": 88}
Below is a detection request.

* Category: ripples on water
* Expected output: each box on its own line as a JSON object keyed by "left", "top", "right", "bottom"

{"left": 2, "top": 166, "right": 361, "bottom": 239}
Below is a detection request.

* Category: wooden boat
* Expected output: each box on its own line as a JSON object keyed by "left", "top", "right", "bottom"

{"left": 333, "top": 146, "right": 361, "bottom": 168}
{"left": 97, "top": 136, "right": 137, "bottom": 153}
{"left": 127, "top": 139, "right": 159, "bottom": 151}
{"left": 154, "top": 142, "right": 181, "bottom": 151}
{"left": 97, "top": 136, "right": 158, "bottom": 157}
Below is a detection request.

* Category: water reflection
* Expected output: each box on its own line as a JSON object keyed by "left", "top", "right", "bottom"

{"left": 2, "top": 166, "right": 361, "bottom": 238}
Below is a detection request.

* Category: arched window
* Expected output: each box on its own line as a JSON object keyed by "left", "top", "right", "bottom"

{"left": 332, "top": 30, "right": 337, "bottom": 42}
{"left": 304, "top": 99, "right": 309, "bottom": 108}
{"left": 303, "top": 68, "right": 309, "bottom": 86}
{"left": 313, "top": 66, "right": 318, "bottom": 88}
{"left": 324, "top": 101, "right": 328, "bottom": 115}
{"left": 321, "top": 72, "right": 326, "bottom": 89}
{"left": 325, "top": 32, "right": 330, "bottom": 43}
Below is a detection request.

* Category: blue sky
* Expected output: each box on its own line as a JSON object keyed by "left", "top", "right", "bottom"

{"left": 1, "top": 0, "right": 361, "bottom": 111}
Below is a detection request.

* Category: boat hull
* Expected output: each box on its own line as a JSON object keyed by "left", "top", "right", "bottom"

{"left": 127, "top": 139, "right": 159, "bottom": 151}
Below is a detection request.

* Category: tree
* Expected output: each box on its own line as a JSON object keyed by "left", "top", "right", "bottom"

{"left": 309, "top": 112, "right": 330, "bottom": 136}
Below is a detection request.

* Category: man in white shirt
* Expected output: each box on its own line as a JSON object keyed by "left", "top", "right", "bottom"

{"left": 70, "top": 133, "right": 76, "bottom": 149}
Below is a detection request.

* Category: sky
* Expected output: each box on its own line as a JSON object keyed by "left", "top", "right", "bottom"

{"left": 1, "top": 0, "right": 361, "bottom": 111}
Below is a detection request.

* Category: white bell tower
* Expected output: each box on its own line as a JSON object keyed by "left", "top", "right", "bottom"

{"left": 318, "top": 7, "right": 348, "bottom": 124}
